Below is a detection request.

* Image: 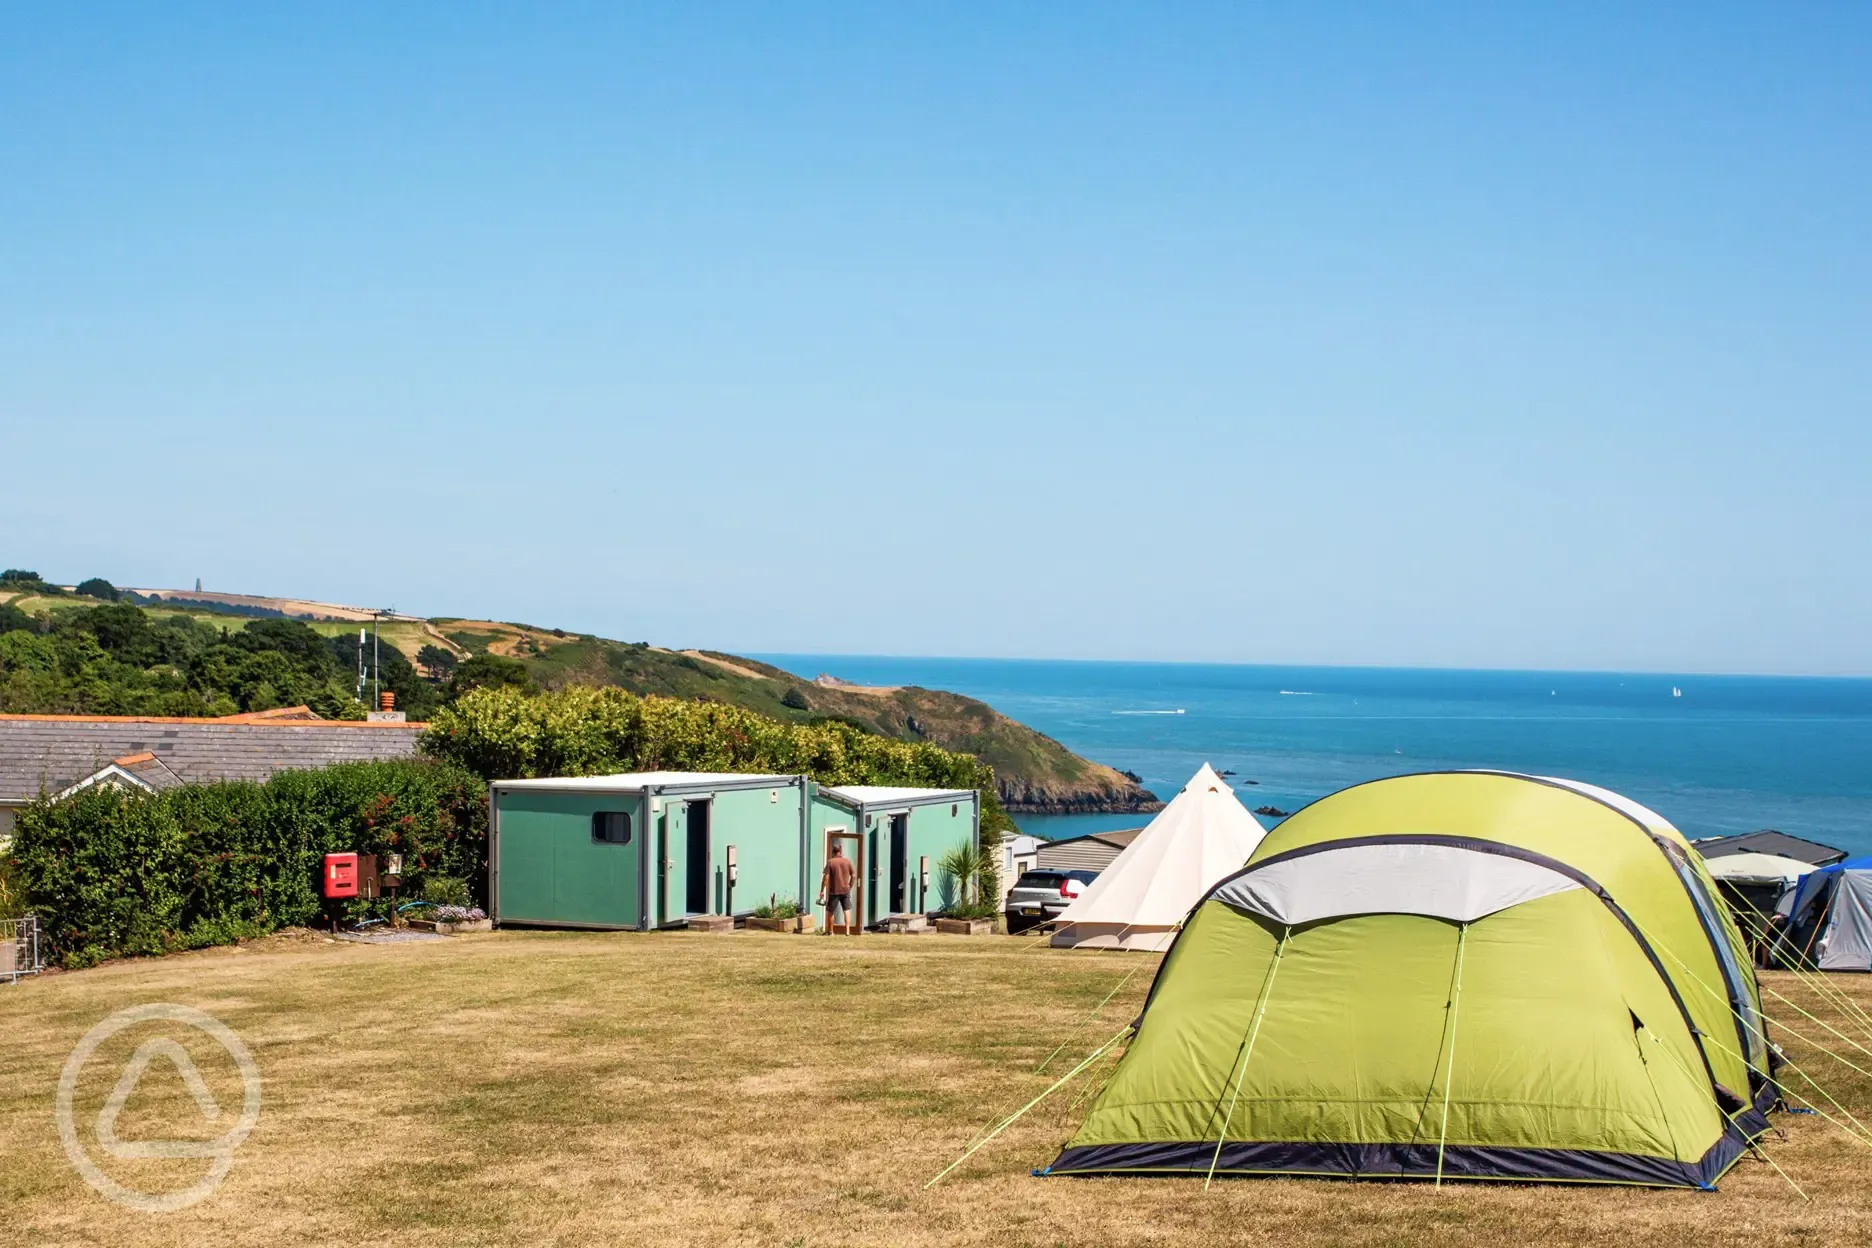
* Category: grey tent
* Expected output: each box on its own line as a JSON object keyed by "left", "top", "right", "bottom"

{"left": 1778, "top": 856, "right": 1872, "bottom": 971}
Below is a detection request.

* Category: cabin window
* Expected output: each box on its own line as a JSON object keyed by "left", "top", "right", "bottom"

{"left": 591, "top": 811, "right": 633, "bottom": 845}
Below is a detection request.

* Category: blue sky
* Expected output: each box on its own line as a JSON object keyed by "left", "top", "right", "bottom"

{"left": 3, "top": 5, "right": 1867, "bottom": 674}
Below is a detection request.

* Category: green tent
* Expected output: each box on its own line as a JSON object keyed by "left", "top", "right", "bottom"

{"left": 1045, "top": 772, "right": 1775, "bottom": 1187}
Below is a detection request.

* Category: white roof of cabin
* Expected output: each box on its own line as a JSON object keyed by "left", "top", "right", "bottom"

{"left": 821, "top": 785, "right": 974, "bottom": 805}
{"left": 495, "top": 771, "right": 795, "bottom": 792}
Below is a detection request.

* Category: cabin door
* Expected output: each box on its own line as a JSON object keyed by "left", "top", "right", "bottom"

{"left": 657, "top": 800, "right": 690, "bottom": 926}
{"left": 888, "top": 813, "right": 910, "bottom": 914}
{"left": 685, "top": 800, "right": 711, "bottom": 915}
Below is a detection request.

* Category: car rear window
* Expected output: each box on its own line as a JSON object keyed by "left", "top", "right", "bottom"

{"left": 1014, "top": 872, "right": 1069, "bottom": 889}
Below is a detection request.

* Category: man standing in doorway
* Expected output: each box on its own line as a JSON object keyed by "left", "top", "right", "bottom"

{"left": 820, "top": 842, "right": 857, "bottom": 934}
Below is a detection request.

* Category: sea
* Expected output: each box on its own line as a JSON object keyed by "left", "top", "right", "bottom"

{"left": 752, "top": 657, "right": 1872, "bottom": 856}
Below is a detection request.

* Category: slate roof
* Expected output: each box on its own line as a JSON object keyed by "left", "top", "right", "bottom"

{"left": 1035, "top": 826, "right": 1145, "bottom": 872}
{"left": 1692, "top": 829, "right": 1847, "bottom": 867}
{"left": 0, "top": 713, "right": 427, "bottom": 804}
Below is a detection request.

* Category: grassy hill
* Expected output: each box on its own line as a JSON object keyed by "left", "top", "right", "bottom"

{"left": 1, "top": 583, "right": 1160, "bottom": 814}
{"left": 427, "top": 620, "right": 1160, "bottom": 814}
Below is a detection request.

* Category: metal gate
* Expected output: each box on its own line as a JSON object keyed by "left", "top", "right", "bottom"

{"left": 2, "top": 916, "right": 42, "bottom": 984}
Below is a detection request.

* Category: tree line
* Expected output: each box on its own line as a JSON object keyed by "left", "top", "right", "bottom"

{"left": 0, "top": 593, "right": 532, "bottom": 719}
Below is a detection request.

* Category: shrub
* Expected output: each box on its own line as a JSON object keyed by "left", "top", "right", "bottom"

{"left": 781, "top": 687, "right": 809, "bottom": 710}
{"left": 422, "top": 875, "right": 472, "bottom": 907}
{"left": 75, "top": 578, "right": 119, "bottom": 601}
{"left": 0, "top": 852, "right": 23, "bottom": 922}
{"left": 10, "top": 759, "right": 486, "bottom": 964}
{"left": 937, "top": 843, "right": 1002, "bottom": 919}
{"left": 752, "top": 894, "right": 802, "bottom": 920}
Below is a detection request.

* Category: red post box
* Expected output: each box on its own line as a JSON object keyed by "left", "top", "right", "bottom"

{"left": 324, "top": 852, "right": 359, "bottom": 899}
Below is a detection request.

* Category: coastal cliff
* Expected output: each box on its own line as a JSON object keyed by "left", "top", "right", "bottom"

{"left": 794, "top": 674, "right": 1164, "bottom": 815}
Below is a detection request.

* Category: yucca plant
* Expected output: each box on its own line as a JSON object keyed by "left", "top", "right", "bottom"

{"left": 938, "top": 843, "right": 1001, "bottom": 919}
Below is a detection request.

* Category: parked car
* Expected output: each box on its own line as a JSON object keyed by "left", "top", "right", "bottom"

{"left": 1004, "top": 869, "right": 1099, "bottom": 934}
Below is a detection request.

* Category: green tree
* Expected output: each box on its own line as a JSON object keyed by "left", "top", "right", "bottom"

{"left": 443, "top": 654, "right": 536, "bottom": 702}
{"left": 329, "top": 631, "right": 439, "bottom": 720}
{"left": 75, "top": 578, "right": 119, "bottom": 601}
{"left": 0, "top": 630, "right": 60, "bottom": 674}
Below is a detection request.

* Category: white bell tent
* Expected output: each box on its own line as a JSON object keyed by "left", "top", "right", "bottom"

{"left": 1050, "top": 764, "right": 1268, "bottom": 951}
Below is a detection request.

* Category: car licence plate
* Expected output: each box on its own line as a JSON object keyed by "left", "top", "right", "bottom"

{"left": 1020, "top": 907, "right": 1041, "bottom": 916}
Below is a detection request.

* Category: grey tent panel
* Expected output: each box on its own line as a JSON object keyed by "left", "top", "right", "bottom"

{"left": 1818, "top": 872, "right": 1872, "bottom": 971}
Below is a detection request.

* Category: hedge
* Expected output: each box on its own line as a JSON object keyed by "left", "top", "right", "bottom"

{"left": 422, "top": 685, "right": 1015, "bottom": 835}
{"left": 10, "top": 759, "right": 485, "bottom": 966}
{"left": 8, "top": 687, "right": 1009, "bottom": 968}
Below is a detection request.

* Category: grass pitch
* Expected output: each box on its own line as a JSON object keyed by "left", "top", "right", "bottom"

{"left": 3, "top": 930, "right": 1871, "bottom": 1247}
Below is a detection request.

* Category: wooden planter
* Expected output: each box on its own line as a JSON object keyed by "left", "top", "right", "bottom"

{"left": 436, "top": 918, "right": 493, "bottom": 935}
{"left": 686, "top": 915, "right": 734, "bottom": 934}
{"left": 935, "top": 918, "right": 995, "bottom": 936}
{"left": 745, "top": 915, "right": 816, "bottom": 934}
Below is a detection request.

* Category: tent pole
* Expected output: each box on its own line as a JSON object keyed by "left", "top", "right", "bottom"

{"left": 1205, "top": 925, "right": 1290, "bottom": 1191}
{"left": 1434, "top": 923, "right": 1470, "bottom": 1189}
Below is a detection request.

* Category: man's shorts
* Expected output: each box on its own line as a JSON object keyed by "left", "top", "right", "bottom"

{"left": 827, "top": 893, "right": 853, "bottom": 923}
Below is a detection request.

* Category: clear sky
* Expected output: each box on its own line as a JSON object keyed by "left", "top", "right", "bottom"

{"left": 3, "top": 5, "right": 1867, "bottom": 675}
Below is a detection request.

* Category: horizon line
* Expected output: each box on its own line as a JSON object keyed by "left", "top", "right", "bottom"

{"left": 744, "top": 651, "right": 1872, "bottom": 683}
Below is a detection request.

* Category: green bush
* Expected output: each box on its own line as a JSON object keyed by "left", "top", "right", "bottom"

{"left": 422, "top": 875, "right": 471, "bottom": 907}
{"left": 0, "top": 852, "right": 23, "bottom": 922}
{"left": 424, "top": 685, "right": 1014, "bottom": 838}
{"left": 10, "top": 759, "right": 486, "bottom": 964}
{"left": 752, "top": 894, "right": 802, "bottom": 920}
{"left": 424, "top": 685, "right": 1000, "bottom": 811}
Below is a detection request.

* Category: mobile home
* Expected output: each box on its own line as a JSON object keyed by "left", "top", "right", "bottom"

{"left": 490, "top": 772, "right": 982, "bottom": 930}
{"left": 490, "top": 772, "right": 808, "bottom": 930}
{"left": 811, "top": 785, "right": 980, "bottom": 925}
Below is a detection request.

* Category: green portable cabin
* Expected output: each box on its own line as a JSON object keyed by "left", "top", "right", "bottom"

{"left": 810, "top": 785, "right": 980, "bottom": 923}
{"left": 491, "top": 772, "right": 811, "bottom": 930}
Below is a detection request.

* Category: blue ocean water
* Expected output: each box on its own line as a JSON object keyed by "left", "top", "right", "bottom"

{"left": 753, "top": 657, "right": 1872, "bottom": 854}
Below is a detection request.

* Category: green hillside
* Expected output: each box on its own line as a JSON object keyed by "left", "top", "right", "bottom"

{"left": 0, "top": 577, "right": 1161, "bottom": 815}
{"left": 430, "top": 621, "right": 1161, "bottom": 814}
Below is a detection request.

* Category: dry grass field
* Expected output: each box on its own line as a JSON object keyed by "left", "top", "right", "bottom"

{"left": 4, "top": 931, "right": 1872, "bottom": 1248}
